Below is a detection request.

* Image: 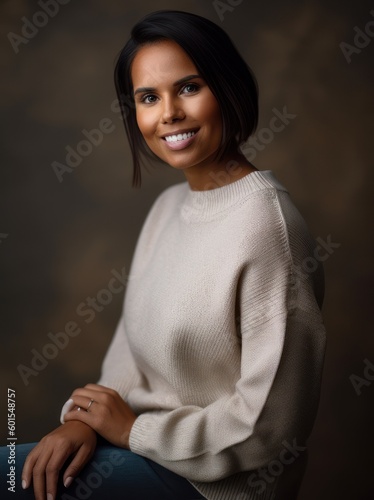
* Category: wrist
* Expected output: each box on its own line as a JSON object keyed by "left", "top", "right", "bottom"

{"left": 124, "top": 415, "right": 137, "bottom": 449}
{"left": 64, "top": 420, "right": 97, "bottom": 434}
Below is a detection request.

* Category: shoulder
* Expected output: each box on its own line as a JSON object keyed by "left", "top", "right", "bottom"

{"left": 235, "top": 171, "right": 304, "bottom": 245}
{"left": 237, "top": 172, "right": 319, "bottom": 269}
{"left": 244, "top": 172, "right": 325, "bottom": 306}
{"left": 237, "top": 172, "right": 325, "bottom": 309}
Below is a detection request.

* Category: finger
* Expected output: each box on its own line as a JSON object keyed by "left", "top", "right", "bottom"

{"left": 60, "top": 398, "right": 75, "bottom": 424}
{"left": 64, "top": 405, "right": 94, "bottom": 427}
{"left": 32, "top": 448, "right": 53, "bottom": 500}
{"left": 70, "top": 387, "right": 104, "bottom": 403}
{"left": 45, "top": 446, "right": 72, "bottom": 500}
{"left": 21, "top": 445, "right": 39, "bottom": 490}
{"left": 63, "top": 443, "right": 96, "bottom": 488}
{"left": 70, "top": 395, "right": 100, "bottom": 412}
{"left": 64, "top": 406, "right": 101, "bottom": 438}
{"left": 71, "top": 384, "right": 117, "bottom": 401}
{"left": 84, "top": 383, "right": 117, "bottom": 394}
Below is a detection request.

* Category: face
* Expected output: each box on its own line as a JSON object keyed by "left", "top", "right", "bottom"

{"left": 131, "top": 40, "right": 223, "bottom": 172}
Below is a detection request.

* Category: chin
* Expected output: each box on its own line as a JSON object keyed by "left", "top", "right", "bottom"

{"left": 156, "top": 153, "right": 196, "bottom": 170}
{"left": 166, "top": 158, "right": 193, "bottom": 169}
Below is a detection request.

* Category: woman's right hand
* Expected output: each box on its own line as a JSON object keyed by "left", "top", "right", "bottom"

{"left": 22, "top": 420, "right": 97, "bottom": 500}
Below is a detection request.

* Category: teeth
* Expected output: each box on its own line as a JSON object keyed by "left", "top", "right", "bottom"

{"left": 165, "top": 131, "right": 196, "bottom": 142}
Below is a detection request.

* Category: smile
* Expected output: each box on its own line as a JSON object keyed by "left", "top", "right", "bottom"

{"left": 162, "top": 130, "right": 199, "bottom": 151}
{"left": 164, "top": 131, "right": 196, "bottom": 142}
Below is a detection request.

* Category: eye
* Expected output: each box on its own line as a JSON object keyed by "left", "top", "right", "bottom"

{"left": 182, "top": 83, "right": 199, "bottom": 94}
{"left": 140, "top": 94, "right": 157, "bottom": 104}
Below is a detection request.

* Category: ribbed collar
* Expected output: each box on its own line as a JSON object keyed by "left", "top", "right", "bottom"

{"left": 180, "top": 170, "right": 287, "bottom": 222}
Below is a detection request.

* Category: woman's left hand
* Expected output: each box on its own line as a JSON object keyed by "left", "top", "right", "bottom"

{"left": 63, "top": 384, "right": 137, "bottom": 449}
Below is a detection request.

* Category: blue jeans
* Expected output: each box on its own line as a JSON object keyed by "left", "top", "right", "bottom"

{"left": 0, "top": 441, "right": 205, "bottom": 499}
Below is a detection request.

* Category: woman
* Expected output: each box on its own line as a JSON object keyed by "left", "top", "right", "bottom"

{"left": 4, "top": 9, "right": 326, "bottom": 500}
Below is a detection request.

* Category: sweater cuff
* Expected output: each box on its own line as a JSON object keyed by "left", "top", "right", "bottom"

{"left": 128, "top": 413, "right": 157, "bottom": 456}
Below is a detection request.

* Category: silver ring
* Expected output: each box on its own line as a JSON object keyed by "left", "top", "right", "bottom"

{"left": 87, "top": 399, "right": 95, "bottom": 412}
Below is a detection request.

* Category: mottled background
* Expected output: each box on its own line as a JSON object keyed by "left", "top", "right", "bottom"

{"left": 1, "top": 0, "right": 373, "bottom": 498}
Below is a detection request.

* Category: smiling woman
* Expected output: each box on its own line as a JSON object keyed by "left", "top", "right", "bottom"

{"left": 114, "top": 9, "right": 259, "bottom": 189}
{"left": 1, "top": 9, "right": 326, "bottom": 500}
{"left": 131, "top": 40, "right": 227, "bottom": 184}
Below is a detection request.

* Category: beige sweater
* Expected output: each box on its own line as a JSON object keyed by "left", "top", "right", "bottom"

{"left": 98, "top": 170, "right": 326, "bottom": 500}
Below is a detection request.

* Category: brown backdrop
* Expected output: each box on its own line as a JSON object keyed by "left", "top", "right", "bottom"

{"left": 1, "top": 1, "right": 373, "bottom": 498}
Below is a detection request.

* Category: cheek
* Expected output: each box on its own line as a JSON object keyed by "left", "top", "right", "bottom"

{"left": 208, "top": 99, "right": 222, "bottom": 124}
{"left": 135, "top": 109, "right": 156, "bottom": 139}
{"left": 196, "top": 94, "right": 222, "bottom": 130}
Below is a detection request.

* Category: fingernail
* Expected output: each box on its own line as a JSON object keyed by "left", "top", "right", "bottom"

{"left": 60, "top": 398, "right": 74, "bottom": 424}
{"left": 47, "top": 494, "right": 54, "bottom": 500}
{"left": 21, "top": 479, "right": 27, "bottom": 489}
{"left": 64, "top": 476, "right": 73, "bottom": 488}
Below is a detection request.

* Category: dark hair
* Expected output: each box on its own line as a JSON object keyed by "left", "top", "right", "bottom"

{"left": 114, "top": 10, "right": 258, "bottom": 188}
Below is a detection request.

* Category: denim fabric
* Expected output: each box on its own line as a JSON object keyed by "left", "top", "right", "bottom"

{"left": 0, "top": 442, "right": 205, "bottom": 499}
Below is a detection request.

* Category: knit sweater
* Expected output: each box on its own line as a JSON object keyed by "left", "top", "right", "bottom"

{"left": 97, "top": 170, "right": 326, "bottom": 500}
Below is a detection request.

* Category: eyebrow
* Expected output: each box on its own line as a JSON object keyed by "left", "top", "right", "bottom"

{"left": 133, "top": 74, "right": 202, "bottom": 97}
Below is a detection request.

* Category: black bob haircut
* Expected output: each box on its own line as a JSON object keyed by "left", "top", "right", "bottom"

{"left": 114, "top": 10, "right": 258, "bottom": 188}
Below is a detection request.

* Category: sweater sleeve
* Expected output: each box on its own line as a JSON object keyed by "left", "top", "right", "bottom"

{"left": 128, "top": 192, "right": 326, "bottom": 482}
{"left": 96, "top": 310, "right": 143, "bottom": 400}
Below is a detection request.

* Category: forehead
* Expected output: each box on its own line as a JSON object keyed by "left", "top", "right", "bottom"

{"left": 131, "top": 40, "right": 197, "bottom": 85}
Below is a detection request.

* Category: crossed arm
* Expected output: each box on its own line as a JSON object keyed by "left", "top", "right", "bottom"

{"left": 21, "top": 383, "right": 137, "bottom": 500}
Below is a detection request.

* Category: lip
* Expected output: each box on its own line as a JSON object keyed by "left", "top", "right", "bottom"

{"left": 161, "top": 127, "right": 199, "bottom": 139}
{"left": 161, "top": 129, "right": 199, "bottom": 151}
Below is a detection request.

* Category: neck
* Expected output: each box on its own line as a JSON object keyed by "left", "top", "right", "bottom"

{"left": 183, "top": 150, "right": 257, "bottom": 192}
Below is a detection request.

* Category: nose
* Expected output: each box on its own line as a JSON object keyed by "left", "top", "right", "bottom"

{"left": 161, "top": 95, "right": 185, "bottom": 123}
